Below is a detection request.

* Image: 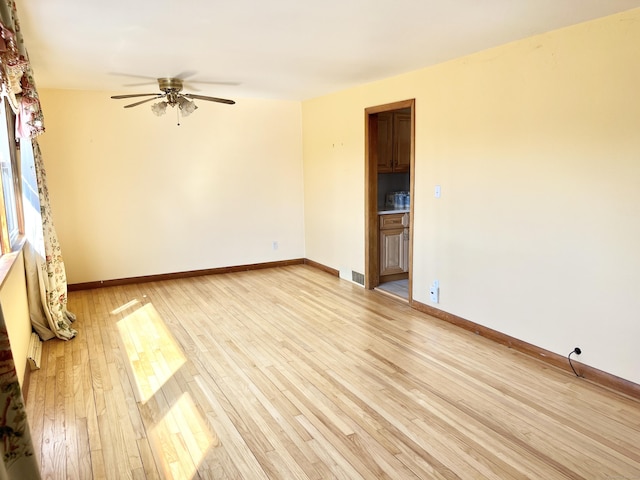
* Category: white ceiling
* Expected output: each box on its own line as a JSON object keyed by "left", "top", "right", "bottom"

{"left": 16, "top": 0, "right": 640, "bottom": 101}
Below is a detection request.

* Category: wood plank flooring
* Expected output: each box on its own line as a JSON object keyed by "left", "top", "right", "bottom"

{"left": 25, "top": 265, "right": 640, "bottom": 479}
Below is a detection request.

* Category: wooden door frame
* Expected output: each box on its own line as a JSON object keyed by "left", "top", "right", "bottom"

{"left": 364, "top": 99, "right": 415, "bottom": 300}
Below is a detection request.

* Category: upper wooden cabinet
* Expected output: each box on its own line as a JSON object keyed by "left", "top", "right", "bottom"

{"left": 377, "top": 111, "right": 411, "bottom": 173}
{"left": 394, "top": 113, "right": 411, "bottom": 172}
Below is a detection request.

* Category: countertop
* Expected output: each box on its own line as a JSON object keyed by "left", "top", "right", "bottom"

{"left": 378, "top": 209, "right": 410, "bottom": 215}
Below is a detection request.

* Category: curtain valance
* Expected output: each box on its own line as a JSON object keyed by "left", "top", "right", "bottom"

{"left": 0, "top": 3, "right": 44, "bottom": 138}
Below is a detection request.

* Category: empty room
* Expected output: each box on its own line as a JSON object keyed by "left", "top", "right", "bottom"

{"left": 0, "top": 0, "right": 639, "bottom": 479}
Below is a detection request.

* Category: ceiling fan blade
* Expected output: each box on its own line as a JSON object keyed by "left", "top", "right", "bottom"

{"left": 183, "top": 93, "right": 235, "bottom": 105}
{"left": 181, "top": 80, "right": 240, "bottom": 92}
{"left": 186, "top": 79, "right": 240, "bottom": 86}
{"left": 122, "top": 81, "right": 159, "bottom": 87}
{"left": 124, "top": 96, "right": 163, "bottom": 108}
{"left": 111, "top": 93, "right": 161, "bottom": 99}
{"left": 111, "top": 72, "right": 182, "bottom": 87}
{"left": 174, "top": 70, "right": 197, "bottom": 80}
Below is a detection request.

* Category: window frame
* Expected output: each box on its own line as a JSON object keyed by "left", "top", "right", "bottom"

{"left": 0, "top": 97, "right": 25, "bottom": 255}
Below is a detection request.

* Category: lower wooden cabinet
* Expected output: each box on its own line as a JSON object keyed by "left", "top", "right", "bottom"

{"left": 379, "top": 213, "right": 409, "bottom": 278}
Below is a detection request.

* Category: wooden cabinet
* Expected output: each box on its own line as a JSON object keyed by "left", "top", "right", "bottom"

{"left": 394, "top": 113, "right": 411, "bottom": 172}
{"left": 376, "top": 112, "right": 393, "bottom": 173}
{"left": 379, "top": 213, "right": 409, "bottom": 278}
{"left": 377, "top": 111, "right": 411, "bottom": 173}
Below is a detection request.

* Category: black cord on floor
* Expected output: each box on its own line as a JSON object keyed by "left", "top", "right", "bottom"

{"left": 568, "top": 348, "right": 583, "bottom": 377}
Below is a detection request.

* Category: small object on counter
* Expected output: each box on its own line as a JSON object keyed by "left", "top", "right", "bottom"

{"left": 394, "top": 191, "right": 409, "bottom": 210}
{"left": 386, "top": 192, "right": 395, "bottom": 208}
{"left": 394, "top": 192, "right": 402, "bottom": 209}
{"left": 384, "top": 191, "right": 410, "bottom": 211}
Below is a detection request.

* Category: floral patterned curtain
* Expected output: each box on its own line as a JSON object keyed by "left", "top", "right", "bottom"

{"left": 0, "top": 0, "right": 73, "bottom": 477}
{"left": 0, "top": 0, "right": 75, "bottom": 341}
{"left": 23, "top": 140, "right": 76, "bottom": 341}
{"left": 0, "top": 306, "right": 40, "bottom": 480}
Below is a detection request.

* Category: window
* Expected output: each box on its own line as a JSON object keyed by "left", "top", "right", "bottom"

{"left": 0, "top": 97, "right": 23, "bottom": 254}
{"left": 20, "top": 136, "right": 42, "bottom": 252}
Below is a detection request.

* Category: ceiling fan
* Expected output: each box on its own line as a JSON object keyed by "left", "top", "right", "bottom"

{"left": 111, "top": 77, "right": 235, "bottom": 120}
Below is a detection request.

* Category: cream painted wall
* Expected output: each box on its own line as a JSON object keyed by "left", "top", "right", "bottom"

{"left": 37, "top": 91, "right": 305, "bottom": 284}
{"left": 302, "top": 9, "right": 640, "bottom": 384}
{"left": 1, "top": 250, "right": 31, "bottom": 385}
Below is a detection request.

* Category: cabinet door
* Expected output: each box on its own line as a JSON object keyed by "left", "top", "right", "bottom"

{"left": 380, "top": 228, "right": 406, "bottom": 276}
{"left": 403, "top": 228, "right": 409, "bottom": 273}
{"left": 376, "top": 112, "right": 394, "bottom": 173}
{"left": 394, "top": 113, "right": 411, "bottom": 172}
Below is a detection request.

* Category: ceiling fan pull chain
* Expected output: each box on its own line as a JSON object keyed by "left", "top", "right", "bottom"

{"left": 176, "top": 105, "right": 181, "bottom": 126}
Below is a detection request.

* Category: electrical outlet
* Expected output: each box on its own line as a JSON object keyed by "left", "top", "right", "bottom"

{"left": 429, "top": 280, "right": 439, "bottom": 303}
{"left": 272, "top": 241, "right": 279, "bottom": 250}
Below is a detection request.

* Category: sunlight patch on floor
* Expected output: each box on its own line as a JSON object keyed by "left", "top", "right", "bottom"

{"left": 115, "top": 300, "right": 218, "bottom": 477}
{"left": 110, "top": 298, "right": 142, "bottom": 315}
{"left": 147, "top": 392, "right": 217, "bottom": 479}
{"left": 116, "top": 302, "right": 187, "bottom": 403}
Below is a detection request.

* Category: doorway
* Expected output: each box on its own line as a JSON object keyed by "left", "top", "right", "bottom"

{"left": 364, "top": 99, "right": 415, "bottom": 302}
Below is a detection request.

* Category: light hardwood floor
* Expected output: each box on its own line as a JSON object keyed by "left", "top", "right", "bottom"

{"left": 25, "top": 265, "right": 640, "bottom": 479}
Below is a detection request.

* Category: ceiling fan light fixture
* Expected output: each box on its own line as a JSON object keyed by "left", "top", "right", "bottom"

{"left": 112, "top": 77, "right": 234, "bottom": 122}
{"left": 177, "top": 96, "right": 198, "bottom": 116}
{"left": 151, "top": 101, "right": 168, "bottom": 116}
